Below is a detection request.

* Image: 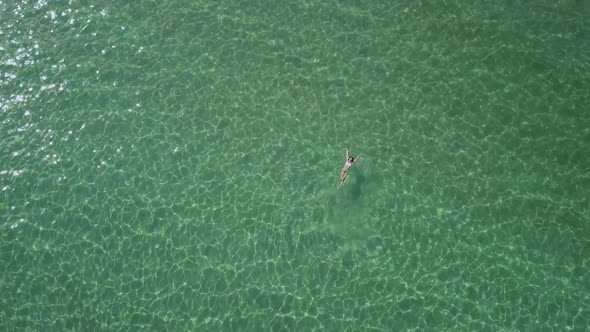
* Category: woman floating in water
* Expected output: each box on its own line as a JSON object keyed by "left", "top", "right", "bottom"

{"left": 338, "top": 148, "right": 361, "bottom": 190}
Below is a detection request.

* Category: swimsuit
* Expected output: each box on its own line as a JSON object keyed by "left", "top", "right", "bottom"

{"left": 343, "top": 162, "right": 353, "bottom": 171}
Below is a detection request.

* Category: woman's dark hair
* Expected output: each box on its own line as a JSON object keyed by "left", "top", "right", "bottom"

{"left": 349, "top": 157, "right": 354, "bottom": 161}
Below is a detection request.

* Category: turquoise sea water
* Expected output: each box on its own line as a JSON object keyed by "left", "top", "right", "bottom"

{"left": 2, "top": 0, "right": 589, "bottom": 330}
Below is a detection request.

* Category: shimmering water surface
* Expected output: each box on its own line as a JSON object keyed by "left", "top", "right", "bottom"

{"left": 2, "top": 0, "right": 589, "bottom": 330}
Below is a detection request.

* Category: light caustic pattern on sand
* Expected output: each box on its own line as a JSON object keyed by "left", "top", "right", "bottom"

{"left": 2, "top": 0, "right": 590, "bottom": 331}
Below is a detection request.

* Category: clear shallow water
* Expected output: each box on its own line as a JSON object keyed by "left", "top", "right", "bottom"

{"left": 1, "top": 0, "right": 589, "bottom": 330}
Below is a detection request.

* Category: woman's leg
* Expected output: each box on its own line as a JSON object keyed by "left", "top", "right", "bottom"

{"left": 338, "top": 171, "right": 348, "bottom": 189}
